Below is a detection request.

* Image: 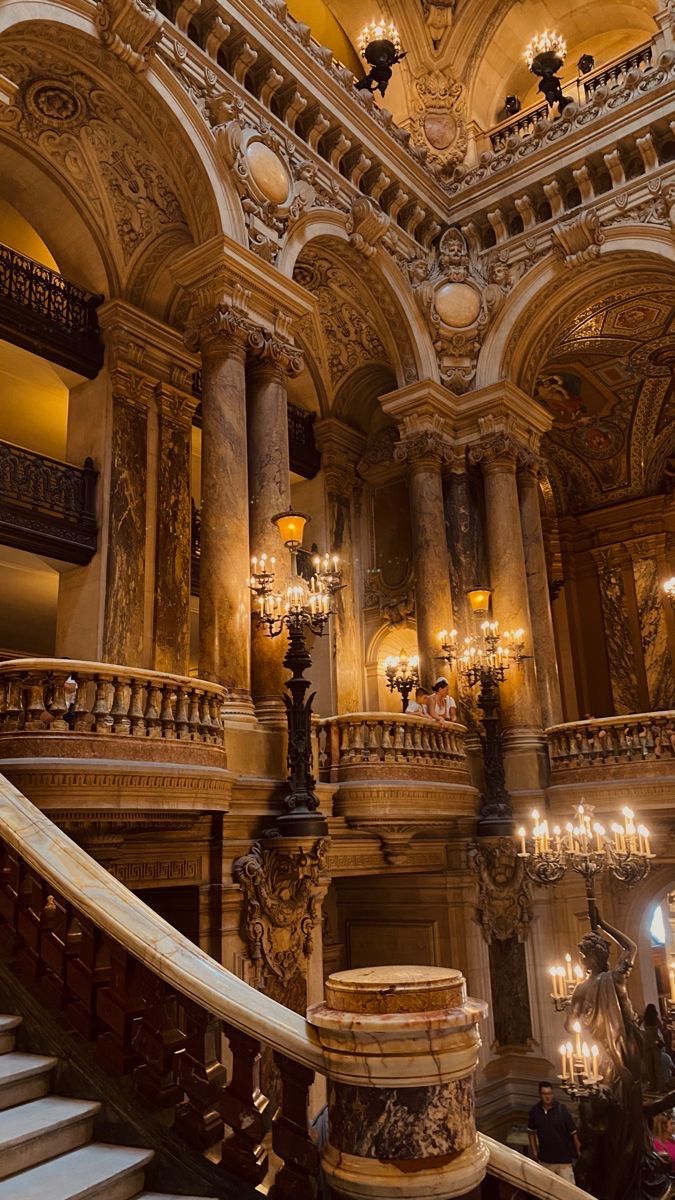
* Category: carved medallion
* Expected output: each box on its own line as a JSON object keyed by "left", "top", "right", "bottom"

{"left": 25, "top": 79, "right": 83, "bottom": 125}
{"left": 423, "top": 111, "right": 457, "bottom": 151}
{"left": 435, "top": 280, "right": 482, "bottom": 329}
{"left": 246, "top": 140, "right": 291, "bottom": 206}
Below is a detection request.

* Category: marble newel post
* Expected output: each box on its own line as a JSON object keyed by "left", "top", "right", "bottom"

{"left": 395, "top": 421, "right": 454, "bottom": 689}
{"left": 308, "top": 965, "right": 488, "bottom": 1199}
{"left": 315, "top": 420, "right": 367, "bottom": 716}
{"left": 247, "top": 336, "right": 303, "bottom": 725}
{"left": 469, "top": 435, "right": 544, "bottom": 787}
{"left": 189, "top": 310, "right": 263, "bottom": 718}
{"left": 517, "top": 457, "right": 563, "bottom": 728}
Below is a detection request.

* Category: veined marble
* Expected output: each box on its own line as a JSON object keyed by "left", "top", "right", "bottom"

{"left": 597, "top": 562, "right": 641, "bottom": 714}
{"left": 633, "top": 557, "right": 673, "bottom": 711}
{"left": 328, "top": 1076, "right": 475, "bottom": 1160}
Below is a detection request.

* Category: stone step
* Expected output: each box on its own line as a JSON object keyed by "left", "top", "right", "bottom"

{"left": 0, "top": 1095, "right": 101, "bottom": 1178}
{"left": 0, "top": 1143, "right": 154, "bottom": 1200}
{"left": 0, "top": 1014, "right": 21, "bottom": 1054}
{"left": 0, "top": 1051, "right": 57, "bottom": 1110}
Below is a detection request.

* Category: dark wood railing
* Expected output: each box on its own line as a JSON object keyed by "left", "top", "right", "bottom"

{"left": 0, "top": 243, "right": 103, "bottom": 377}
{"left": 0, "top": 439, "right": 97, "bottom": 564}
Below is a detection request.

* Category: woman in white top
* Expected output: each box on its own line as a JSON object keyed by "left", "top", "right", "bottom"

{"left": 426, "top": 677, "right": 457, "bottom": 723}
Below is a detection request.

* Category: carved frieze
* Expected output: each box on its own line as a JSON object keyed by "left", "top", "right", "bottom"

{"left": 408, "top": 70, "right": 467, "bottom": 167}
{"left": 233, "top": 838, "right": 329, "bottom": 990}
{"left": 95, "top": 0, "right": 163, "bottom": 73}
{"left": 468, "top": 838, "right": 533, "bottom": 944}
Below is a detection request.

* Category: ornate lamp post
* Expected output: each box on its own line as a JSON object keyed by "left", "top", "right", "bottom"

{"left": 356, "top": 20, "right": 406, "bottom": 97}
{"left": 524, "top": 30, "right": 571, "bottom": 113}
{"left": 249, "top": 509, "right": 342, "bottom": 837}
{"left": 439, "top": 592, "right": 526, "bottom": 835}
{"left": 383, "top": 649, "right": 419, "bottom": 712}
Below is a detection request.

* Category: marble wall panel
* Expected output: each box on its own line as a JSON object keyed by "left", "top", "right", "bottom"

{"left": 104, "top": 395, "right": 147, "bottom": 666}
{"left": 488, "top": 936, "right": 532, "bottom": 1048}
{"left": 633, "top": 557, "right": 673, "bottom": 711}
{"left": 597, "top": 563, "right": 641, "bottom": 715}
{"left": 329, "top": 491, "right": 362, "bottom": 714}
{"left": 328, "top": 1076, "right": 475, "bottom": 1160}
{"left": 154, "top": 416, "right": 191, "bottom": 675}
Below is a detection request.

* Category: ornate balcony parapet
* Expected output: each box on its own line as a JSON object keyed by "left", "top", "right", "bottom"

{"left": 0, "top": 440, "right": 97, "bottom": 565}
{"left": 0, "top": 658, "right": 226, "bottom": 758}
{"left": 318, "top": 712, "right": 468, "bottom": 784}
{"left": 0, "top": 242, "right": 103, "bottom": 377}
{"left": 546, "top": 712, "right": 675, "bottom": 811}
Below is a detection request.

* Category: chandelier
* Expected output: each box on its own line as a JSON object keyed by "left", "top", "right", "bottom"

{"left": 439, "top": 621, "right": 526, "bottom": 688}
{"left": 355, "top": 19, "right": 406, "bottom": 97}
{"left": 357, "top": 19, "right": 401, "bottom": 57}
{"left": 383, "top": 649, "right": 419, "bottom": 711}
{"left": 524, "top": 30, "right": 567, "bottom": 69}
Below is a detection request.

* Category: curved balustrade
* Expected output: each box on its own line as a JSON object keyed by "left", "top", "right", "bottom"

{"left": 547, "top": 712, "right": 675, "bottom": 771}
{"left": 0, "top": 771, "right": 591, "bottom": 1200}
{"left": 318, "top": 712, "right": 468, "bottom": 783}
{"left": 0, "top": 658, "right": 226, "bottom": 746}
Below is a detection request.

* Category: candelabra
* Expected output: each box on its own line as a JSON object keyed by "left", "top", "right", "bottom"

{"left": 383, "top": 649, "right": 419, "bottom": 712}
{"left": 558, "top": 1032, "right": 603, "bottom": 1099}
{"left": 249, "top": 509, "right": 342, "bottom": 837}
{"left": 355, "top": 20, "right": 406, "bottom": 97}
{"left": 549, "top": 953, "right": 584, "bottom": 1011}
{"left": 439, "top": 617, "right": 526, "bottom": 835}
{"left": 524, "top": 30, "right": 571, "bottom": 113}
{"left": 517, "top": 802, "right": 653, "bottom": 927}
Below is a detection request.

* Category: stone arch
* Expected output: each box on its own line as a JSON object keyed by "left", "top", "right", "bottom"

{"left": 365, "top": 620, "right": 418, "bottom": 713}
{"left": 0, "top": 8, "right": 243, "bottom": 316}
{"left": 619, "top": 864, "right": 675, "bottom": 1010}
{"left": 280, "top": 212, "right": 438, "bottom": 389}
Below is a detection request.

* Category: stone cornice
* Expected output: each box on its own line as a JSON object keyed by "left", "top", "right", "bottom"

{"left": 380, "top": 379, "right": 552, "bottom": 456}
{"left": 98, "top": 299, "right": 197, "bottom": 398}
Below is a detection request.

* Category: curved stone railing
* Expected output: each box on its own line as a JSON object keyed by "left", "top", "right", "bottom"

{"left": 0, "top": 658, "right": 225, "bottom": 745}
{"left": 0, "top": 771, "right": 590, "bottom": 1200}
{"left": 547, "top": 712, "right": 675, "bottom": 771}
{"left": 317, "top": 711, "right": 468, "bottom": 782}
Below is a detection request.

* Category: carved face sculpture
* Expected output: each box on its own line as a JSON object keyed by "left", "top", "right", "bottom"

{"left": 578, "top": 932, "right": 610, "bottom": 975}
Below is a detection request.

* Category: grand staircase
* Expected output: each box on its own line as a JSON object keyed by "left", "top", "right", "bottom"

{"left": 0, "top": 1013, "right": 215, "bottom": 1200}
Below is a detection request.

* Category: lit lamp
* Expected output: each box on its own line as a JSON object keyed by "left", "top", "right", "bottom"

{"left": 383, "top": 650, "right": 419, "bottom": 712}
{"left": 355, "top": 19, "right": 406, "bottom": 97}
{"left": 524, "top": 30, "right": 571, "bottom": 113}
{"left": 249, "top": 509, "right": 342, "bottom": 837}
{"left": 466, "top": 586, "right": 492, "bottom": 618}
{"left": 663, "top": 577, "right": 675, "bottom": 608}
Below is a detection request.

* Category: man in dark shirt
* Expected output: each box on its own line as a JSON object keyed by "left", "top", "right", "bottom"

{"left": 528, "top": 1081, "right": 581, "bottom": 1184}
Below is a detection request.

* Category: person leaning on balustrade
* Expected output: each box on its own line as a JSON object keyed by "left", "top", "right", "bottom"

{"left": 426, "top": 677, "right": 457, "bottom": 723}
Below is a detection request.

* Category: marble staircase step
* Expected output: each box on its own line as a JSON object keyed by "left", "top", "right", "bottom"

{"left": 0, "top": 1050, "right": 57, "bottom": 1110}
{"left": 0, "top": 1143, "right": 154, "bottom": 1200}
{"left": 0, "top": 1014, "right": 21, "bottom": 1054}
{"left": 0, "top": 1095, "right": 101, "bottom": 1178}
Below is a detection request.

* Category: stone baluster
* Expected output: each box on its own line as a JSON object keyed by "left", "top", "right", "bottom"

{"left": 315, "top": 419, "right": 367, "bottom": 715}
{"left": 469, "top": 433, "right": 544, "bottom": 792}
{"left": 154, "top": 385, "right": 197, "bottom": 675}
{"left": 247, "top": 333, "right": 304, "bottom": 726}
{"left": 47, "top": 672, "right": 70, "bottom": 731}
{"left": 185, "top": 306, "right": 264, "bottom": 719}
{"left": 394, "top": 417, "right": 455, "bottom": 689}
{"left": 308, "top": 965, "right": 488, "bottom": 1200}
{"left": 517, "top": 454, "right": 563, "bottom": 728}
{"left": 25, "top": 673, "right": 45, "bottom": 730}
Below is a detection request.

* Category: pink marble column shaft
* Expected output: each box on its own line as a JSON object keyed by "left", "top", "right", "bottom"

{"left": 518, "top": 465, "right": 563, "bottom": 728}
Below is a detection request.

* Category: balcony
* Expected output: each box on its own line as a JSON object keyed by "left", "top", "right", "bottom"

{"left": 546, "top": 712, "right": 675, "bottom": 811}
{"left": 0, "top": 439, "right": 98, "bottom": 564}
{"left": 0, "top": 659, "right": 231, "bottom": 816}
{"left": 0, "top": 242, "right": 103, "bottom": 377}
{"left": 317, "top": 713, "right": 477, "bottom": 855}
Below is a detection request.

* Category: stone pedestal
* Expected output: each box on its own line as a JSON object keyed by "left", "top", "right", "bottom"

{"left": 517, "top": 460, "right": 563, "bottom": 729}
{"left": 247, "top": 341, "right": 303, "bottom": 726}
{"left": 308, "top": 965, "right": 488, "bottom": 1199}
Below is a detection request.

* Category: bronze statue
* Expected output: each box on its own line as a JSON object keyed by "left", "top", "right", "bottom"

{"left": 567, "top": 910, "right": 669, "bottom": 1200}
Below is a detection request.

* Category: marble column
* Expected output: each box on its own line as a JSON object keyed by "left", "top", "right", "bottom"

{"left": 315, "top": 420, "right": 366, "bottom": 715}
{"left": 308, "top": 965, "right": 488, "bottom": 1200}
{"left": 190, "top": 309, "right": 264, "bottom": 717}
{"left": 517, "top": 457, "right": 563, "bottom": 729}
{"left": 395, "top": 423, "right": 454, "bottom": 690}
{"left": 247, "top": 337, "right": 303, "bottom": 726}
{"left": 153, "top": 385, "right": 196, "bottom": 676}
{"left": 469, "top": 434, "right": 542, "bottom": 734}
{"left": 103, "top": 368, "right": 151, "bottom": 666}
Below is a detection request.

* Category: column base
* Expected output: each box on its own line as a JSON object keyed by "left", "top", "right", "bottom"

{"left": 322, "top": 1139, "right": 489, "bottom": 1199}
{"left": 221, "top": 689, "right": 257, "bottom": 725}
{"left": 253, "top": 695, "right": 288, "bottom": 729}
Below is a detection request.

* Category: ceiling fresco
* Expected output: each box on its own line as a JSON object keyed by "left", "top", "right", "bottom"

{"left": 534, "top": 286, "right": 675, "bottom": 515}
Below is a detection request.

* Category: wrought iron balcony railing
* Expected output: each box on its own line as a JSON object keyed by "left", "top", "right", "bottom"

{"left": 0, "top": 242, "right": 103, "bottom": 377}
{"left": 0, "top": 439, "right": 97, "bottom": 564}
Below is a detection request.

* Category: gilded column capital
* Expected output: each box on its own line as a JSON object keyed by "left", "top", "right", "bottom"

{"left": 315, "top": 419, "right": 366, "bottom": 500}
{"left": 249, "top": 330, "right": 304, "bottom": 379}
{"left": 184, "top": 303, "right": 266, "bottom": 361}
{"left": 393, "top": 414, "right": 454, "bottom": 471}
{"left": 468, "top": 433, "right": 525, "bottom": 475}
